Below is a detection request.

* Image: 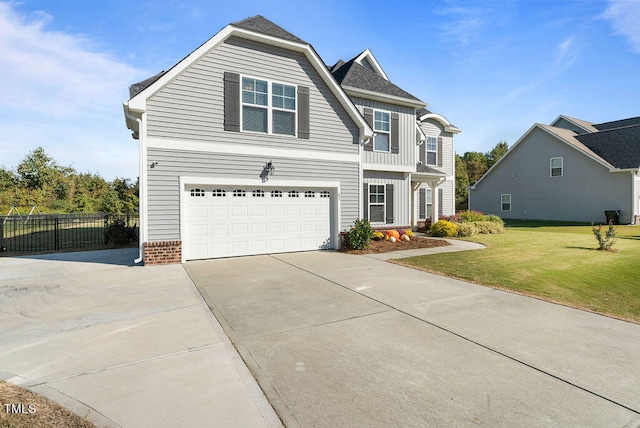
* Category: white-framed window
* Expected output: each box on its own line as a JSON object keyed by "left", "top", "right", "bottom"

{"left": 288, "top": 190, "right": 299, "bottom": 198}
{"left": 212, "top": 189, "right": 225, "bottom": 197}
{"left": 320, "top": 191, "right": 330, "bottom": 198}
{"left": 426, "top": 137, "right": 437, "bottom": 165}
{"left": 271, "top": 190, "right": 282, "bottom": 198}
{"left": 190, "top": 188, "right": 205, "bottom": 197}
{"left": 369, "top": 184, "right": 385, "bottom": 222}
{"left": 241, "top": 76, "right": 296, "bottom": 136}
{"left": 373, "top": 110, "right": 391, "bottom": 152}
{"left": 304, "top": 191, "right": 315, "bottom": 198}
{"left": 501, "top": 194, "right": 511, "bottom": 211}
{"left": 252, "top": 190, "right": 265, "bottom": 197}
{"left": 550, "top": 157, "right": 563, "bottom": 177}
{"left": 233, "top": 189, "right": 246, "bottom": 197}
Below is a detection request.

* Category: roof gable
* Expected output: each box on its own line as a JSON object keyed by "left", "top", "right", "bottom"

{"left": 124, "top": 16, "right": 373, "bottom": 141}
{"left": 550, "top": 115, "right": 598, "bottom": 134}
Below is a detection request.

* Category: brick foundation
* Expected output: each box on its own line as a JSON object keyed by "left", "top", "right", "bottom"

{"left": 143, "top": 241, "right": 182, "bottom": 265}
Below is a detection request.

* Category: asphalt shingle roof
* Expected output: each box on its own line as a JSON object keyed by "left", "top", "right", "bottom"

{"left": 231, "top": 15, "right": 307, "bottom": 44}
{"left": 575, "top": 124, "right": 640, "bottom": 169}
{"left": 129, "top": 70, "right": 166, "bottom": 99}
{"left": 593, "top": 117, "right": 640, "bottom": 131}
{"left": 331, "top": 59, "right": 423, "bottom": 103}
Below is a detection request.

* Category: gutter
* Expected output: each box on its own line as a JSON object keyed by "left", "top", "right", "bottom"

{"left": 123, "top": 105, "right": 146, "bottom": 264}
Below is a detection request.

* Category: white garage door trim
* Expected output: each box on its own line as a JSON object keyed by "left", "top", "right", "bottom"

{"left": 180, "top": 177, "right": 341, "bottom": 262}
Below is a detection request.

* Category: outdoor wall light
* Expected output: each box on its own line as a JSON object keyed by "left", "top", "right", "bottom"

{"left": 150, "top": 161, "right": 159, "bottom": 168}
{"left": 265, "top": 161, "right": 275, "bottom": 176}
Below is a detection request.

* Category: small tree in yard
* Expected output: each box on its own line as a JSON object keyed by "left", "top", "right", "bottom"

{"left": 592, "top": 224, "right": 617, "bottom": 251}
{"left": 346, "top": 219, "right": 375, "bottom": 250}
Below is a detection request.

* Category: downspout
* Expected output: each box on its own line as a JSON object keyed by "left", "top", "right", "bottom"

{"left": 123, "top": 107, "right": 147, "bottom": 264}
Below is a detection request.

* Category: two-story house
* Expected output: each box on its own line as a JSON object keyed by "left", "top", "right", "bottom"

{"left": 123, "top": 16, "right": 460, "bottom": 263}
{"left": 469, "top": 115, "right": 640, "bottom": 224}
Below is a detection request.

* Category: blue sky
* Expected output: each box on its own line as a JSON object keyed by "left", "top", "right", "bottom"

{"left": 1, "top": 0, "right": 639, "bottom": 180}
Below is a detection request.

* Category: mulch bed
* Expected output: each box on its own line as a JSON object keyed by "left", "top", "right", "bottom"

{"left": 340, "top": 236, "right": 450, "bottom": 254}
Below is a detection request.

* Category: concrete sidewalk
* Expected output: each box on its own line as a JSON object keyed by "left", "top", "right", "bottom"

{"left": 187, "top": 250, "right": 640, "bottom": 427}
{"left": 0, "top": 249, "right": 281, "bottom": 428}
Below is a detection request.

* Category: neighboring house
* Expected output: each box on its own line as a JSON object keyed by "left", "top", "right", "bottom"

{"left": 123, "top": 16, "right": 460, "bottom": 263}
{"left": 469, "top": 115, "right": 640, "bottom": 224}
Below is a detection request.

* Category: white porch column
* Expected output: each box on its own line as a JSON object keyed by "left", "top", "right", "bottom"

{"left": 429, "top": 181, "right": 439, "bottom": 224}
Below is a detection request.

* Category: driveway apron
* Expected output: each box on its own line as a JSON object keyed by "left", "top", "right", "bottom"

{"left": 186, "top": 250, "right": 640, "bottom": 427}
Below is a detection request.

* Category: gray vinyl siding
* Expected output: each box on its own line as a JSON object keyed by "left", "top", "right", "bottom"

{"left": 418, "top": 120, "right": 455, "bottom": 176}
{"left": 352, "top": 98, "right": 416, "bottom": 167}
{"left": 146, "top": 148, "right": 359, "bottom": 241}
{"left": 146, "top": 36, "right": 359, "bottom": 154}
{"left": 363, "top": 171, "right": 411, "bottom": 227}
{"left": 470, "top": 127, "right": 633, "bottom": 223}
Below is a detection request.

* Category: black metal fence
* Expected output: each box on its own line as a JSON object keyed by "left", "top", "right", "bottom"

{"left": 0, "top": 213, "right": 138, "bottom": 254}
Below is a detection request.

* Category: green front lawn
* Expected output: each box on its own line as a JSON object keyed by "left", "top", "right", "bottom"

{"left": 398, "top": 223, "right": 640, "bottom": 323}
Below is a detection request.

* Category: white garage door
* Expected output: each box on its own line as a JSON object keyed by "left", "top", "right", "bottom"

{"left": 184, "top": 186, "right": 333, "bottom": 260}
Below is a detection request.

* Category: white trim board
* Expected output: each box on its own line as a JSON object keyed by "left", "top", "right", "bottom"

{"left": 147, "top": 137, "right": 360, "bottom": 163}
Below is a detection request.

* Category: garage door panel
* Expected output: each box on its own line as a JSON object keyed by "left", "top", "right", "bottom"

{"left": 185, "top": 185, "right": 333, "bottom": 260}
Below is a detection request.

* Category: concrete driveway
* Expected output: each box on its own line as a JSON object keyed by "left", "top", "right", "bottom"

{"left": 186, "top": 250, "right": 640, "bottom": 427}
{"left": 0, "top": 249, "right": 281, "bottom": 428}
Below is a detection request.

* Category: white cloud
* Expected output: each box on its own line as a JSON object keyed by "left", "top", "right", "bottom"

{"left": 436, "top": 4, "right": 487, "bottom": 46}
{"left": 603, "top": 0, "right": 640, "bottom": 53}
{"left": 553, "top": 37, "right": 579, "bottom": 70}
{"left": 0, "top": 2, "right": 145, "bottom": 179}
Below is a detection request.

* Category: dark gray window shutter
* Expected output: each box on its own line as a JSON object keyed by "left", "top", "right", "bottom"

{"left": 298, "top": 86, "right": 310, "bottom": 139}
{"left": 363, "top": 183, "right": 369, "bottom": 220}
{"left": 437, "top": 137, "right": 443, "bottom": 167}
{"left": 438, "top": 188, "right": 443, "bottom": 215}
{"left": 419, "top": 140, "right": 426, "bottom": 164}
{"left": 385, "top": 183, "right": 394, "bottom": 224}
{"left": 419, "top": 188, "right": 426, "bottom": 218}
{"left": 391, "top": 113, "right": 399, "bottom": 154}
{"left": 224, "top": 72, "right": 240, "bottom": 132}
{"left": 363, "top": 108, "right": 374, "bottom": 151}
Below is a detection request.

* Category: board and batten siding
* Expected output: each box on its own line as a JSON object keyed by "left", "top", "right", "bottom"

{"left": 418, "top": 120, "right": 455, "bottom": 176}
{"left": 352, "top": 98, "right": 416, "bottom": 167}
{"left": 363, "top": 171, "right": 411, "bottom": 227}
{"left": 145, "top": 36, "right": 360, "bottom": 154}
{"left": 146, "top": 148, "right": 360, "bottom": 241}
{"left": 470, "top": 127, "right": 633, "bottom": 223}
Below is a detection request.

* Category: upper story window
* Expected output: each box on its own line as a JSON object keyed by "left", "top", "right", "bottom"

{"left": 241, "top": 77, "right": 296, "bottom": 136}
{"left": 426, "top": 137, "right": 437, "bottom": 165}
{"left": 550, "top": 157, "right": 563, "bottom": 177}
{"left": 373, "top": 110, "right": 390, "bottom": 152}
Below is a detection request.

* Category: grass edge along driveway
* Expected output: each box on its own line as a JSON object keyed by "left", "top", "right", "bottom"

{"left": 395, "top": 223, "right": 640, "bottom": 324}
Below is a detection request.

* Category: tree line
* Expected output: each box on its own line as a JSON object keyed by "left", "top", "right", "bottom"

{"left": 0, "top": 147, "right": 138, "bottom": 215}
{"left": 455, "top": 141, "right": 509, "bottom": 210}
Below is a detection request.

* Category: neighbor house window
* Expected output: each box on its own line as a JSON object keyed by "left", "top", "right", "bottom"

{"left": 241, "top": 77, "right": 296, "bottom": 136}
{"left": 501, "top": 194, "right": 511, "bottom": 211}
{"left": 373, "top": 111, "right": 390, "bottom": 152}
{"left": 369, "top": 184, "right": 385, "bottom": 222}
{"left": 550, "top": 157, "right": 563, "bottom": 177}
{"left": 426, "top": 137, "right": 437, "bottom": 165}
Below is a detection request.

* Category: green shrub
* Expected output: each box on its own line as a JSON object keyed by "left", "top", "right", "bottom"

{"left": 105, "top": 218, "right": 138, "bottom": 245}
{"left": 456, "top": 222, "right": 478, "bottom": 237}
{"left": 458, "top": 210, "right": 487, "bottom": 222}
{"left": 485, "top": 214, "right": 505, "bottom": 225}
{"left": 592, "top": 224, "right": 616, "bottom": 250}
{"left": 474, "top": 221, "right": 505, "bottom": 234}
{"left": 430, "top": 220, "right": 458, "bottom": 237}
{"left": 346, "top": 218, "right": 375, "bottom": 250}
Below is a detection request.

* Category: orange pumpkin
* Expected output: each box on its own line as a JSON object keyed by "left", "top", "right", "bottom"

{"left": 387, "top": 230, "right": 400, "bottom": 240}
